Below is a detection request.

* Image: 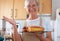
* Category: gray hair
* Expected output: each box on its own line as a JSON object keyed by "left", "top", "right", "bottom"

{"left": 24, "top": 0, "right": 39, "bottom": 8}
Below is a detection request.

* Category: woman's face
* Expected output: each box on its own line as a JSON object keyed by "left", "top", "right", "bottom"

{"left": 25, "top": 1, "right": 38, "bottom": 15}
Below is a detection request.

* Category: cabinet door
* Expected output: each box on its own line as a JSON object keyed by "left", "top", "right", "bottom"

{"left": 39, "top": 0, "right": 52, "bottom": 14}
{"left": 14, "top": 0, "right": 26, "bottom": 20}
{"left": 0, "top": 0, "right": 13, "bottom": 19}
{"left": 0, "top": 1, "right": 1, "bottom": 19}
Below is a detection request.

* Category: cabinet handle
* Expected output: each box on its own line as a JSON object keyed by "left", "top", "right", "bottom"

{"left": 11, "top": 9, "right": 14, "bottom": 18}
{"left": 11, "top": 9, "right": 17, "bottom": 19}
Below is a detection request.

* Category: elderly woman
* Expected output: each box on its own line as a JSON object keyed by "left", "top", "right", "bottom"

{"left": 3, "top": 0, "right": 52, "bottom": 41}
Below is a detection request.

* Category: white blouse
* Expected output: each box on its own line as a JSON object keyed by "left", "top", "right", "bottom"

{"left": 18, "top": 17, "right": 52, "bottom": 37}
{"left": 26, "top": 17, "right": 52, "bottom": 31}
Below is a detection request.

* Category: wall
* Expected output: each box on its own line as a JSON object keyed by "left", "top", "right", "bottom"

{"left": 52, "top": 0, "right": 60, "bottom": 20}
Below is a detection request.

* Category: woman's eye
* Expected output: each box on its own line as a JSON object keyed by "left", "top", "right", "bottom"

{"left": 27, "top": 4, "right": 37, "bottom": 8}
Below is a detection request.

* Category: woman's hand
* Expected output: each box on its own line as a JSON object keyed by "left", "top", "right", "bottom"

{"left": 3, "top": 16, "right": 22, "bottom": 41}
{"left": 3, "top": 16, "right": 16, "bottom": 25}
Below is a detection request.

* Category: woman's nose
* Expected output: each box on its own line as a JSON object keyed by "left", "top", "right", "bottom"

{"left": 29, "top": 6, "right": 34, "bottom": 10}
{"left": 30, "top": 7, "right": 33, "bottom": 10}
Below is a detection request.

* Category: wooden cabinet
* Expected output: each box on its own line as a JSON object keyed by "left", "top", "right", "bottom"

{"left": 0, "top": 1, "right": 1, "bottom": 18}
{"left": 39, "top": 0, "right": 52, "bottom": 14}
{"left": 14, "top": 0, "right": 26, "bottom": 20}
{"left": 0, "top": 0, "right": 26, "bottom": 19}
{"left": 0, "top": 0, "right": 52, "bottom": 19}
{"left": 0, "top": 0, "right": 13, "bottom": 19}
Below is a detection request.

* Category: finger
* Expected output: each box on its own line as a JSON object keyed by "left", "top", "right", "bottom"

{"left": 3, "top": 16, "right": 9, "bottom": 21}
{"left": 3, "top": 16, "right": 12, "bottom": 22}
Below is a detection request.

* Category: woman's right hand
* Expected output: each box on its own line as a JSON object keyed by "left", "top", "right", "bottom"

{"left": 3, "top": 16, "right": 16, "bottom": 25}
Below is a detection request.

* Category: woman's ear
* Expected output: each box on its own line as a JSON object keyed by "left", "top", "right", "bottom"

{"left": 38, "top": 6, "right": 40, "bottom": 13}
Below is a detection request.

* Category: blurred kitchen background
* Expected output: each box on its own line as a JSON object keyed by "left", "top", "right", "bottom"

{"left": 0, "top": 0, "right": 60, "bottom": 41}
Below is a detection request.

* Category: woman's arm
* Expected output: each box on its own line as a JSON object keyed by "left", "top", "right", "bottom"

{"left": 3, "top": 16, "right": 22, "bottom": 41}
{"left": 13, "top": 25, "right": 22, "bottom": 41}
{"left": 35, "top": 32, "right": 52, "bottom": 41}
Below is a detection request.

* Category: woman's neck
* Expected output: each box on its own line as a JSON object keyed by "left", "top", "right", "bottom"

{"left": 28, "top": 14, "right": 38, "bottom": 20}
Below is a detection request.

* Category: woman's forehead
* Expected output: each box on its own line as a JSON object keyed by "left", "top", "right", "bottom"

{"left": 27, "top": 0, "right": 37, "bottom": 6}
{"left": 28, "top": 1, "right": 37, "bottom": 5}
{"left": 28, "top": 0, "right": 36, "bottom": 3}
{"left": 24, "top": 0, "right": 38, "bottom": 8}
